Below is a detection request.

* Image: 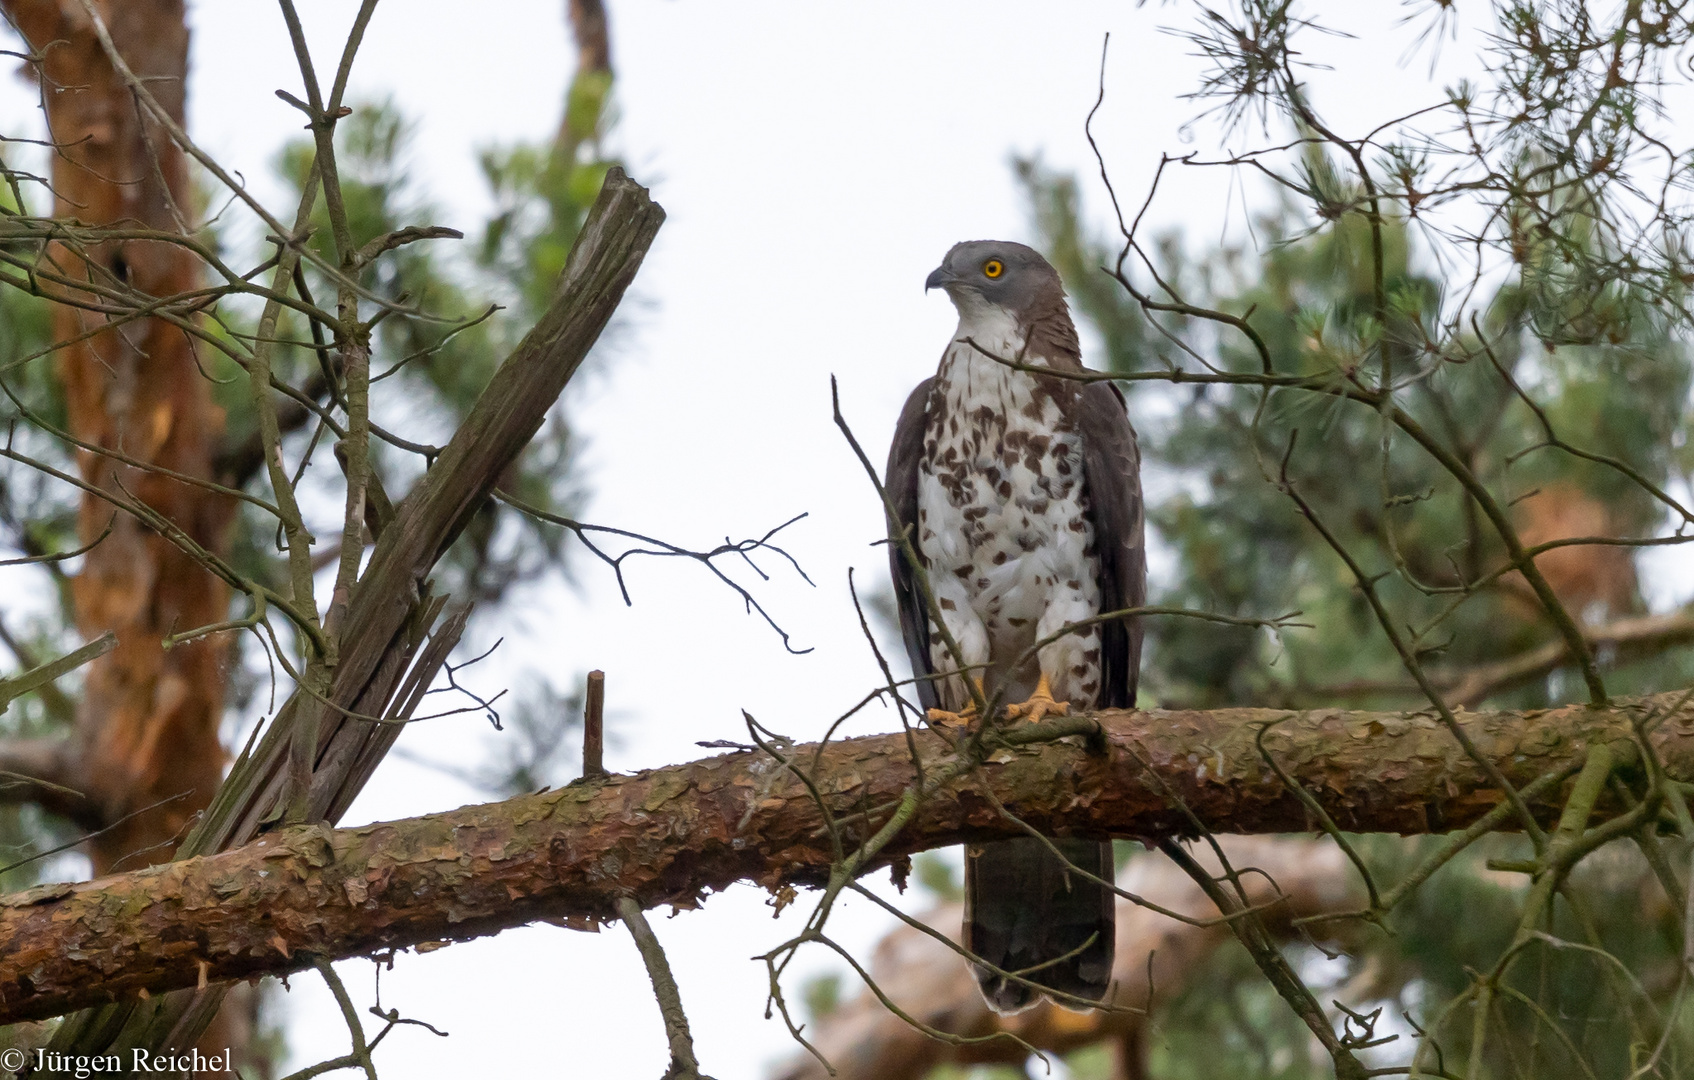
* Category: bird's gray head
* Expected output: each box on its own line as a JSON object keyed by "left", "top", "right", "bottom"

{"left": 924, "top": 240, "right": 1064, "bottom": 318}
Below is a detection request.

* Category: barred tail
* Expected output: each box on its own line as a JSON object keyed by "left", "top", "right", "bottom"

{"left": 963, "top": 836, "right": 1116, "bottom": 1013}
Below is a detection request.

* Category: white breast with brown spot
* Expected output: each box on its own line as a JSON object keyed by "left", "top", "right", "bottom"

{"left": 916, "top": 310, "right": 1103, "bottom": 713}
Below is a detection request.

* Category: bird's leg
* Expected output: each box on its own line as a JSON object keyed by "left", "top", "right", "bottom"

{"left": 927, "top": 675, "right": 986, "bottom": 728}
{"left": 1005, "top": 672, "right": 1070, "bottom": 724}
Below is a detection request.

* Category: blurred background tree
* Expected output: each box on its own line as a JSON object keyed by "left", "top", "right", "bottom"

{"left": 1024, "top": 159, "right": 1693, "bottom": 1075}
{"left": 0, "top": 0, "right": 622, "bottom": 1070}
{"left": 1024, "top": 151, "right": 1694, "bottom": 716}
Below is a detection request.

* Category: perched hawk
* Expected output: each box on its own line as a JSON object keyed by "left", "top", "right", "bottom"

{"left": 885, "top": 240, "right": 1145, "bottom": 1012}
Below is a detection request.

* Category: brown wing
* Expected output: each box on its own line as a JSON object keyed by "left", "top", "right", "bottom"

{"left": 1077, "top": 380, "right": 1146, "bottom": 709}
{"left": 885, "top": 377, "right": 938, "bottom": 712}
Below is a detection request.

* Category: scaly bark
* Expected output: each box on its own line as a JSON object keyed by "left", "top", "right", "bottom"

{"left": 0, "top": 691, "right": 1685, "bottom": 1026}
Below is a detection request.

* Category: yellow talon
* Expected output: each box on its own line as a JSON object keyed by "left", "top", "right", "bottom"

{"left": 1005, "top": 672, "right": 1070, "bottom": 724}
{"left": 927, "top": 676, "right": 986, "bottom": 728}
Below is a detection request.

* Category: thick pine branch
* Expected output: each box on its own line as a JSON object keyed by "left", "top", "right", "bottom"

{"left": 2, "top": 691, "right": 1687, "bottom": 1026}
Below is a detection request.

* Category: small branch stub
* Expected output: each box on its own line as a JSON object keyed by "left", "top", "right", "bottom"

{"left": 583, "top": 669, "right": 606, "bottom": 778}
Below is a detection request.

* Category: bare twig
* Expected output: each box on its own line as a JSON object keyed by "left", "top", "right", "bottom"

{"left": 616, "top": 897, "right": 714, "bottom": 1080}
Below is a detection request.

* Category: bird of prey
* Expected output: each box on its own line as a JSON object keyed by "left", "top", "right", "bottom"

{"left": 884, "top": 240, "right": 1145, "bottom": 1012}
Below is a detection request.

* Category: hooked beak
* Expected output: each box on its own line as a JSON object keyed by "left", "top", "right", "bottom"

{"left": 924, "top": 264, "right": 954, "bottom": 292}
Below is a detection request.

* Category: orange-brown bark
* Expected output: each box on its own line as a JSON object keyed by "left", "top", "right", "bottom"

{"left": 5, "top": 0, "right": 233, "bottom": 873}
{"left": 4, "top": 2, "right": 244, "bottom": 1070}
{"left": 0, "top": 692, "right": 1682, "bottom": 1026}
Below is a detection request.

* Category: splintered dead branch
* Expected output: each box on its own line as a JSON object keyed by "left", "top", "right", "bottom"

{"left": 17, "top": 166, "right": 667, "bottom": 1066}
{"left": 0, "top": 0, "right": 823, "bottom": 1069}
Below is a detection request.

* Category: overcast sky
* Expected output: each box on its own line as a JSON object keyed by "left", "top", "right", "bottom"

{"left": 7, "top": 3, "right": 1690, "bottom": 1078}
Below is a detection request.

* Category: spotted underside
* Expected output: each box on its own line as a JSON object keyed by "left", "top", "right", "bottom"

{"left": 916, "top": 324, "right": 1103, "bottom": 713}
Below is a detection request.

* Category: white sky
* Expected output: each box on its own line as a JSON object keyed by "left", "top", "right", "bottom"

{"left": 6, "top": 2, "right": 1692, "bottom": 1078}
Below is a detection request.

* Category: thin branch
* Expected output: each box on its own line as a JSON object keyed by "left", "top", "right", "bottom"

{"left": 616, "top": 897, "right": 714, "bottom": 1080}
{"left": 0, "top": 630, "right": 114, "bottom": 717}
{"left": 494, "top": 489, "right": 812, "bottom": 654}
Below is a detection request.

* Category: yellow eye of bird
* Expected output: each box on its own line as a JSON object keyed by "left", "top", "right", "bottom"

{"left": 983, "top": 259, "right": 1004, "bottom": 279}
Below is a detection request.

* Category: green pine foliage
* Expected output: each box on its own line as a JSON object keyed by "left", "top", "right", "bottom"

{"left": 479, "top": 62, "right": 618, "bottom": 324}
{"left": 1017, "top": 154, "right": 1693, "bottom": 714}
{"left": 1009, "top": 140, "right": 1694, "bottom": 1077}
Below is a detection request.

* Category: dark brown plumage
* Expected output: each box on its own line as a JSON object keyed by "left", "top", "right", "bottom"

{"left": 886, "top": 240, "right": 1145, "bottom": 1012}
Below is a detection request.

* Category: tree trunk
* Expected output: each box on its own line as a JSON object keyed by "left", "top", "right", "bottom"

{"left": 7, "top": 0, "right": 231, "bottom": 878}
{"left": 0, "top": 691, "right": 1679, "bottom": 1026}
{"left": 2, "top": 0, "right": 246, "bottom": 1070}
